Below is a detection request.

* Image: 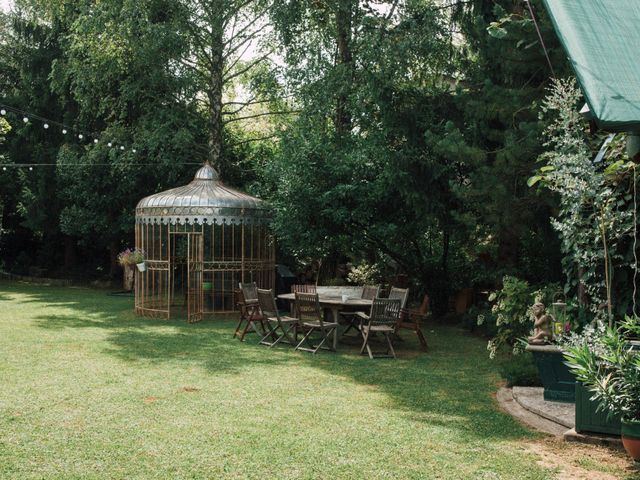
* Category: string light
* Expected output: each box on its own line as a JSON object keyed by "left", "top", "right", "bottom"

{"left": 0, "top": 103, "right": 149, "bottom": 161}
{"left": 1, "top": 162, "right": 201, "bottom": 168}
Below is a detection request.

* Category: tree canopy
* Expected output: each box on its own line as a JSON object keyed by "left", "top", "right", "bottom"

{"left": 0, "top": 0, "right": 596, "bottom": 313}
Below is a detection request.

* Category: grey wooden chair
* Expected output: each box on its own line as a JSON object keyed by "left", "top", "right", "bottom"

{"left": 289, "top": 284, "right": 317, "bottom": 314}
{"left": 340, "top": 284, "right": 380, "bottom": 336}
{"left": 239, "top": 282, "right": 259, "bottom": 305}
{"left": 356, "top": 298, "right": 401, "bottom": 359}
{"left": 294, "top": 292, "right": 338, "bottom": 354}
{"left": 256, "top": 288, "right": 299, "bottom": 347}
{"left": 388, "top": 287, "right": 409, "bottom": 309}
{"left": 291, "top": 284, "right": 317, "bottom": 294}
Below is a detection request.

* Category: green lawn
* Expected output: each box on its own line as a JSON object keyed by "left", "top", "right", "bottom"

{"left": 0, "top": 280, "right": 607, "bottom": 478}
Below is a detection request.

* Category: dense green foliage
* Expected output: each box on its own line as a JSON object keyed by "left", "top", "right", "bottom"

{"left": 1, "top": 0, "right": 625, "bottom": 318}
{"left": 531, "top": 78, "right": 638, "bottom": 320}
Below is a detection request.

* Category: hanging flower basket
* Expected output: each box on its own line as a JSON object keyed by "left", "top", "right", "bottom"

{"left": 118, "top": 248, "right": 146, "bottom": 272}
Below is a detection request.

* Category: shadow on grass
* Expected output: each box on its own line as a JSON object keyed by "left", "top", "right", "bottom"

{"left": 5, "top": 279, "right": 532, "bottom": 443}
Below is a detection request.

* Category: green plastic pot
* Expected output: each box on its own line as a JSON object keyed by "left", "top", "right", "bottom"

{"left": 574, "top": 382, "right": 621, "bottom": 435}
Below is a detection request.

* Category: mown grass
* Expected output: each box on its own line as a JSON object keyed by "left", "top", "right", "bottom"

{"left": 0, "top": 279, "right": 579, "bottom": 479}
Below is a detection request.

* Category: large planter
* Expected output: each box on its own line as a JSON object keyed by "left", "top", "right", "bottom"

{"left": 575, "top": 382, "right": 621, "bottom": 435}
{"left": 525, "top": 344, "right": 576, "bottom": 403}
{"left": 622, "top": 419, "right": 640, "bottom": 461}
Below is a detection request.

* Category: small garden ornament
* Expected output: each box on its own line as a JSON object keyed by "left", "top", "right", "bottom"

{"left": 528, "top": 302, "right": 554, "bottom": 345}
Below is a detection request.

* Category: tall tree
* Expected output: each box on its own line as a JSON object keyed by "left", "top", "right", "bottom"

{"left": 180, "top": 0, "right": 288, "bottom": 170}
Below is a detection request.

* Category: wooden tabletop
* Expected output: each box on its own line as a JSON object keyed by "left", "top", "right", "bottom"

{"left": 277, "top": 293, "right": 372, "bottom": 308}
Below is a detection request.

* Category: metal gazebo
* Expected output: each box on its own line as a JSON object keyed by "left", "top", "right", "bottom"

{"left": 134, "top": 163, "right": 275, "bottom": 322}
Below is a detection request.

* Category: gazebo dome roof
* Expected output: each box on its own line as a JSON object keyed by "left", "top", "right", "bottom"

{"left": 135, "top": 163, "right": 268, "bottom": 225}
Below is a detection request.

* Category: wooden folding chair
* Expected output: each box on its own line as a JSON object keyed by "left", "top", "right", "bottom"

{"left": 356, "top": 298, "right": 401, "bottom": 359}
{"left": 388, "top": 286, "right": 409, "bottom": 309}
{"left": 239, "top": 282, "right": 259, "bottom": 304}
{"left": 294, "top": 292, "right": 338, "bottom": 354}
{"left": 291, "top": 284, "right": 317, "bottom": 294}
{"left": 290, "top": 284, "right": 316, "bottom": 314}
{"left": 396, "top": 293, "right": 429, "bottom": 349}
{"left": 233, "top": 287, "right": 267, "bottom": 342}
{"left": 257, "top": 288, "right": 299, "bottom": 347}
{"left": 340, "top": 284, "right": 380, "bottom": 336}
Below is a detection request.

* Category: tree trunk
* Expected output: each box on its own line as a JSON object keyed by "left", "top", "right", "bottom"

{"left": 335, "top": 0, "right": 353, "bottom": 136}
{"left": 207, "top": 7, "right": 225, "bottom": 170}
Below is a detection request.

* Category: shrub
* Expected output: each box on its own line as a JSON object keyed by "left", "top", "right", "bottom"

{"left": 498, "top": 352, "right": 541, "bottom": 387}
{"left": 482, "top": 276, "right": 560, "bottom": 358}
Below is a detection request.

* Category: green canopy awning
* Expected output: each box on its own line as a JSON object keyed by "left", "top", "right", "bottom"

{"left": 542, "top": 0, "right": 640, "bottom": 132}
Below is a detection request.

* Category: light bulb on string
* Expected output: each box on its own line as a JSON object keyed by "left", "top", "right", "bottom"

{"left": 28, "top": 166, "right": 33, "bottom": 171}
{"left": 78, "top": 134, "right": 83, "bottom": 140}
{"left": 108, "top": 142, "right": 112, "bottom": 147}
{"left": 62, "top": 129, "right": 67, "bottom": 134}
{"left": 43, "top": 123, "right": 49, "bottom": 129}
{"left": 2, "top": 166, "right": 6, "bottom": 171}
{"left": 132, "top": 149, "right": 137, "bottom": 153}
{"left": 93, "top": 139, "right": 98, "bottom": 144}
{"left": 120, "top": 146, "right": 125, "bottom": 151}
{"left": 23, "top": 117, "right": 29, "bottom": 123}
{"left": 0, "top": 109, "right": 6, "bottom": 115}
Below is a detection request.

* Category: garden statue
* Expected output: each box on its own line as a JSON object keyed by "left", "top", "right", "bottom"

{"left": 528, "top": 302, "right": 554, "bottom": 345}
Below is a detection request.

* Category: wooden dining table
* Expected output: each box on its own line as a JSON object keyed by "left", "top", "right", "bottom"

{"left": 277, "top": 293, "right": 372, "bottom": 349}
{"left": 277, "top": 293, "right": 372, "bottom": 322}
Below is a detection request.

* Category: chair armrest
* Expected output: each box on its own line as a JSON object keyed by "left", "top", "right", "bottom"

{"left": 400, "top": 308, "right": 427, "bottom": 323}
{"left": 355, "top": 311, "right": 369, "bottom": 320}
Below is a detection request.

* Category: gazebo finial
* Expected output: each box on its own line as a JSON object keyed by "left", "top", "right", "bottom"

{"left": 194, "top": 162, "right": 220, "bottom": 181}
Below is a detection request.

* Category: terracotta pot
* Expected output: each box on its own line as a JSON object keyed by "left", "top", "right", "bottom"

{"left": 621, "top": 419, "right": 640, "bottom": 461}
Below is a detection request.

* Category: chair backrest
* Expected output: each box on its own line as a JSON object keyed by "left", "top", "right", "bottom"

{"left": 388, "top": 287, "right": 409, "bottom": 309}
{"left": 368, "top": 298, "right": 401, "bottom": 327}
{"left": 291, "top": 284, "right": 317, "bottom": 294}
{"left": 257, "top": 288, "right": 278, "bottom": 319}
{"left": 361, "top": 284, "right": 380, "bottom": 301}
{"left": 295, "top": 292, "right": 323, "bottom": 325}
{"left": 239, "top": 282, "right": 258, "bottom": 304}
{"left": 235, "top": 289, "right": 246, "bottom": 311}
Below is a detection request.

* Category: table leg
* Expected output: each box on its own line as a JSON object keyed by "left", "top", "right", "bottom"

{"left": 331, "top": 307, "right": 339, "bottom": 350}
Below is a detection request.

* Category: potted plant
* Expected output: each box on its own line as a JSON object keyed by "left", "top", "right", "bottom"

{"left": 118, "top": 248, "right": 146, "bottom": 272}
{"left": 564, "top": 316, "right": 640, "bottom": 461}
{"left": 559, "top": 321, "right": 621, "bottom": 435}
